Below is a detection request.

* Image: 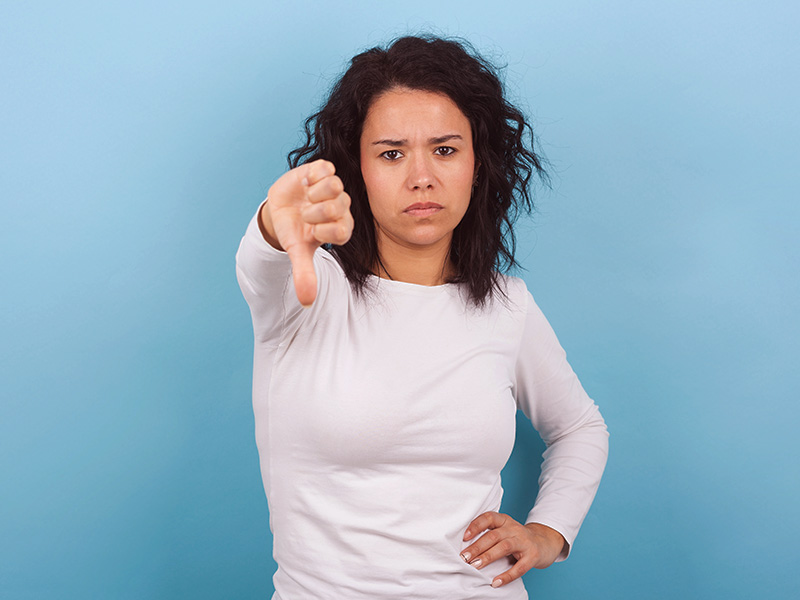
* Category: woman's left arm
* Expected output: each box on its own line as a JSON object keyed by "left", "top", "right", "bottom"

{"left": 461, "top": 288, "right": 609, "bottom": 588}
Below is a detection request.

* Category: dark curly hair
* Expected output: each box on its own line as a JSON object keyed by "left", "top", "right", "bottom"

{"left": 288, "top": 34, "right": 547, "bottom": 306}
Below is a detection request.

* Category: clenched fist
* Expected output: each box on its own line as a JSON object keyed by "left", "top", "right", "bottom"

{"left": 260, "top": 159, "right": 354, "bottom": 307}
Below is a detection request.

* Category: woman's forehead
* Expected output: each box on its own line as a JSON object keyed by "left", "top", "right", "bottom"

{"left": 361, "top": 88, "right": 471, "bottom": 143}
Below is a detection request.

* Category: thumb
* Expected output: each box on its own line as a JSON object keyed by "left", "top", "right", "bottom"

{"left": 285, "top": 240, "right": 317, "bottom": 307}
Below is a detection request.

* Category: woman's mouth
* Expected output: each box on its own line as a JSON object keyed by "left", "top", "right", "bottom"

{"left": 404, "top": 202, "right": 443, "bottom": 217}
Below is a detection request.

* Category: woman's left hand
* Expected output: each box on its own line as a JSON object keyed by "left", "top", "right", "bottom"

{"left": 460, "top": 512, "right": 567, "bottom": 588}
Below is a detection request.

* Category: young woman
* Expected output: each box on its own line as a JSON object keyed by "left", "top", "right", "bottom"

{"left": 236, "top": 35, "right": 608, "bottom": 599}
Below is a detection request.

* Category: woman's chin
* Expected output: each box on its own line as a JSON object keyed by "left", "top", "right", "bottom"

{"left": 392, "top": 223, "right": 455, "bottom": 249}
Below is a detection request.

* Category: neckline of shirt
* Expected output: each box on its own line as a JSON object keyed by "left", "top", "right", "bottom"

{"left": 367, "top": 274, "right": 458, "bottom": 293}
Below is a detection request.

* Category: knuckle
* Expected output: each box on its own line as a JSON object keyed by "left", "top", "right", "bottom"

{"left": 486, "top": 531, "right": 502, "bottom": 545}
{"left": 498, "top": 539, "right": 513, "bottom": 554}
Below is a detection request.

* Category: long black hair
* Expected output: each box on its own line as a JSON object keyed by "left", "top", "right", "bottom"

{"left": 288, "top": 34, "right": 547, "bottom": 306}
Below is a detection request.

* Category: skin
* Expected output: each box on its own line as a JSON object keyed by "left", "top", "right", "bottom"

{"left": 259, "top": 86, "right": 567, "bottom": 586}
{"left": 461, "top": 513, "right": 568, "bottom": 588}
{"left": 260, "top": 159, "right": 353, "bottom": 306}
{"left": 358, "top": 87, "right": 475, "bottom": 285}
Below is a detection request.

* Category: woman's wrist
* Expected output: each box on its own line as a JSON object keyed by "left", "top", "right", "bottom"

{"left": 257, "top": 198, "right": 283, "bottom": 250}
{"left": 525, "top": 522, "right": 568, "bottom": 558}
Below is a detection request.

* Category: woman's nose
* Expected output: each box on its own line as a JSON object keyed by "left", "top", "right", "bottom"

{"left": 407, "top": 155, "right": 435, "bottom": 190}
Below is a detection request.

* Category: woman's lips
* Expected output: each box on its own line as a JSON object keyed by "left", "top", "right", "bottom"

{"left": 404, "top": 202, "right": 443, "bottom": 217}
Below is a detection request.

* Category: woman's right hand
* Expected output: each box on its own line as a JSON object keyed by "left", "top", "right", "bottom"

{"left": 261, "top": 159, "right": 353, "bottom": 307}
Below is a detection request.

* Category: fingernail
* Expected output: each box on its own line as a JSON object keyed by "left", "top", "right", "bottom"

{"left": 301, "top": 176, "right": 309, "bottom": 186}
{"left": 460, "top": 552, "right": 471, "bottom": 562}
{"left": 463, "top": 529, "right": 472, "bottom": 540}
{"left": 491, "top": 579, "right": 502, "bottom": 588}
{"left": 469, "top": 558, "right": 482, "bottom": 568}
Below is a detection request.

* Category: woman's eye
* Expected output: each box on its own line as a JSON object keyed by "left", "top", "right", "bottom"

{"left": 434, "top": 146, "right": 455, "bottom": 156}
{"left": 381, "top": 150, "right": 402, "bottom": 161}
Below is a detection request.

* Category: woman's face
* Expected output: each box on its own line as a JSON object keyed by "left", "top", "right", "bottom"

{"left": 359, "top": 87, "right": 476, "bottom": 258}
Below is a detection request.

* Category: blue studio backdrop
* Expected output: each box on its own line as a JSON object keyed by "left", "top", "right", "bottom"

{"left": 2, "top": 1, "right": 798, "bottom": 598}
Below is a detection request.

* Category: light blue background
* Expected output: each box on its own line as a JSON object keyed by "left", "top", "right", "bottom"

{"left": 2, "top": 1, "right": 798, "bottom": 598}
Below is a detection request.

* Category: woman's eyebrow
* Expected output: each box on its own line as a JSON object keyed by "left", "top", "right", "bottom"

{"left": 372, "top": 134, "right": 463, "bottom": 146}
{"left": 429, "top": 134, "right": 463, "bottom": 144}
{"left": 372, "top": 138, "right": 406, "bottom": 147}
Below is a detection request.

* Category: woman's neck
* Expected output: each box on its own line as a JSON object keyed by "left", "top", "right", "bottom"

{"left": 374, "top": 236, "right": 454, "bottom": 286}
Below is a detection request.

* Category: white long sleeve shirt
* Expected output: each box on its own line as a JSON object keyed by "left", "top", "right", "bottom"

{"left": 236, "top": 204, "right": 609, "bottom": 599}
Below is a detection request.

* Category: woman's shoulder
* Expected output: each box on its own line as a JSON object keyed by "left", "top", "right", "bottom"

{"left": 492, "top": 272, "right": 532, "bottom": 312}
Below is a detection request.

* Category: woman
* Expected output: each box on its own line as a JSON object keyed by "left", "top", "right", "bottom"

{"left": 236, "top": 35, "right": 608, "bottom": 599}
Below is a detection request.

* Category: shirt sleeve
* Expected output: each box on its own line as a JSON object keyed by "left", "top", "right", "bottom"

{"left": 513, "top": 288, "right": 609, "bottom": 561}
{"left": 235, "top": 200, "right": 337, "bottom": 346}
